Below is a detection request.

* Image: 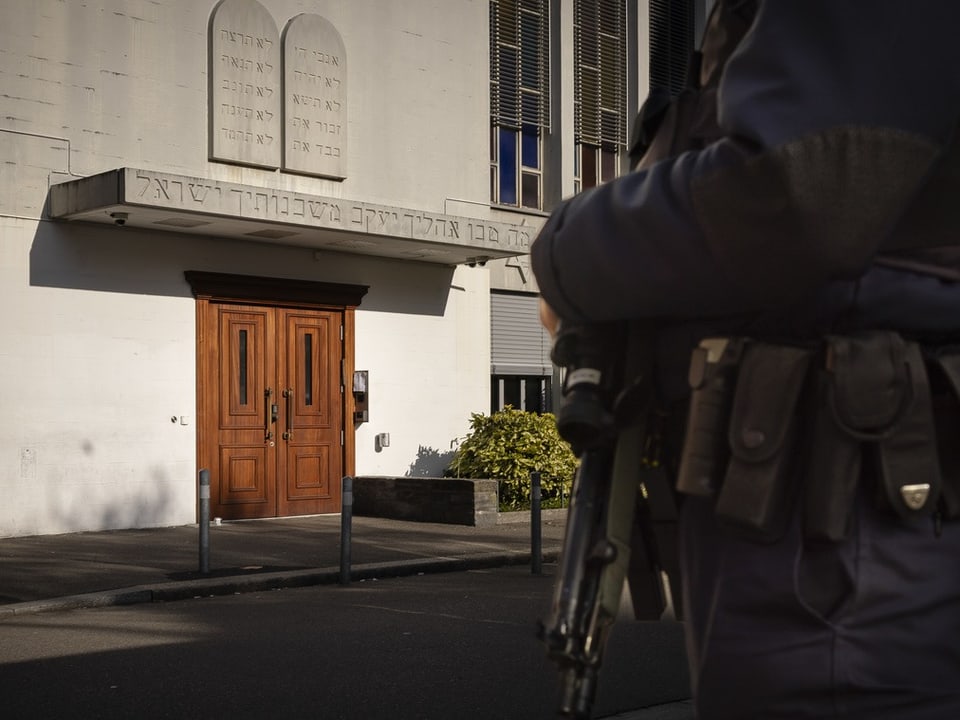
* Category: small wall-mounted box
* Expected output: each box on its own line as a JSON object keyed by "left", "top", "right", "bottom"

{"left": 353, "top": 370, "right": 369, "bottom": 423}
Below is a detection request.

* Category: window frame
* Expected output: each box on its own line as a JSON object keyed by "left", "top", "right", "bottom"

{"left": 573, "top": 0, "right": 627, "bottom": 193}
{"left": 490, "top": 0, "right": 550, "bottom": 210}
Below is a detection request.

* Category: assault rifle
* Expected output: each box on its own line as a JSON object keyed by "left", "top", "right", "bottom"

{"left": 540, "top": 322, "right": 681, "bottom": 719}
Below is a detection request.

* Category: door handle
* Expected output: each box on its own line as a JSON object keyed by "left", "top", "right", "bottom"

{"left": 282, "top": 388, "right": 294, "bottom": 440}
{"left": 264, "top": 387, "right": 274, "bottom": 440}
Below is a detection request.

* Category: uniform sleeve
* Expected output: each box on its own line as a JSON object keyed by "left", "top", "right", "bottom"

{"left": 530, "top": 0, "right": 960, "bottom": 324}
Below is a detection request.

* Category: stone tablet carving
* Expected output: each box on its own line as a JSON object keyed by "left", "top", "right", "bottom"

{"left": 209, "top": 0, "right": 282, "bottom": 168}
{"left": 282, "top": 14, "right": 347, "bottom": 179}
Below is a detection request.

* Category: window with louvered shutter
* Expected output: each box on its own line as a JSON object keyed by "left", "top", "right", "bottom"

{"left": 575, "top": 0, "right": 626, "bottom": 149}
{"left": 649, "top": 0, "right": 695, "bottom": 97}
{"left": 490, "top": 291, "right": 554, "bottom": 413}
{"left": 490, "top": 0, "right": 550, "bottom": 209}
{"left": 491, "top": 0, "right": 550, "bottom": 130}
{"left": 573, "top": 0, "right": 625, "bottom": 192}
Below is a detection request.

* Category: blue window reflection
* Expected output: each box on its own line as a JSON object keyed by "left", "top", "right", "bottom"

{"left": 521, "top": 125, "right": 539, "bottom": 168}
{"left": 499, "top": 128, "right": 517, "bottom": 205}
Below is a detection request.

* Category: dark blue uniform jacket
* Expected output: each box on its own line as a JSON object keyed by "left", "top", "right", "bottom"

{"left": 531, "top": 1, "right": 960, "bottom": 400}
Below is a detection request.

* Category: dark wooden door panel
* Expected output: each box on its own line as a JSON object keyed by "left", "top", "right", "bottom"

{"left": 210, "top": 305, "right": 277, "bottom": 519}
{"left": 278, "top": 310, "right": 342, "bottom": 515}
{"left": 200, "top": 301, "right": 343, "bottom": 520}
{"left": 218, "top": 446, "right": 271, "bottom": 508}
{"left": 287, "top": 447, "right": 332, "bottom": 499}
{"left": 219, "top": 312, "right": 269, "bottom": 429}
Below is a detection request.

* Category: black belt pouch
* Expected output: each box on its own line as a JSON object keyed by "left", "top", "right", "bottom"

{"left": 874, "top": 339, "right": 941, "bottom": 522}
{"left": 714, "top": 342, "right": 814, "bottom": 542}
{"left": 803, "top": 354, "right": 862, "bottom": 543}
{"left": 808, "top": 332, "right": 941, "bottom": 531}
{"left": 676, "top": 338, "right": 745, "bottom": 497}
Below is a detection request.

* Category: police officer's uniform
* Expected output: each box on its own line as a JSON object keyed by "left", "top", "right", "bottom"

{"left": 531, "top": 2, "right": 960, "bottom": 717}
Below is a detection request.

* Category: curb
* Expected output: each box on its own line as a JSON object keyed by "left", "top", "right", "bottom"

{"left": 0, "top": 548, "right": 561, "bottom": 619}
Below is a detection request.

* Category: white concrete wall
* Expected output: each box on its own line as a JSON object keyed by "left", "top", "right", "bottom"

{"left": 354, "top": 263, "right": 491, "bottom": 478}
{"left": 0, "top": 0, "right": 501, "bottom": 536}
{"left": 0, "top": 216, "right": 199, "bottom": 536}
{"left": 0, "top": 0, "right": 490, "bottom": 206}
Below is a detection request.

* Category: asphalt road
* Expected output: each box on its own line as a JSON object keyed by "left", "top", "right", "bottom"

{"left": 0, "top": 565, "right": 690, "bottom": 719}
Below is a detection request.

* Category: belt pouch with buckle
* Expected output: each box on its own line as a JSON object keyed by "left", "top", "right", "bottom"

{"left": 803, "top": 354, "right": 862, "bottom": 543}
{"left": 714, "top": 342, "right": 814, "bottom": 541}
{"left": 875, "top": 340, "right": 941, "bottom": 521}
{"left": 676, "top": 337, "right": 745, "bottom": 497}
{"left": 818, "top": 332, "right": 941, "bottom": 525}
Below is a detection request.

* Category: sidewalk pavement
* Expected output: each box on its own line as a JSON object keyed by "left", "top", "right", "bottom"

{"left": 0, "top": 510, "right": 692, "bottom": 719}
{"left": 0, "top": 511, "right": 569, "bottom": 613}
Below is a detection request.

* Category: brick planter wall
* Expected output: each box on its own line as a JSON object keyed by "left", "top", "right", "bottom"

{"left": 352, "top": 476, "right": 499, "bottom": 527}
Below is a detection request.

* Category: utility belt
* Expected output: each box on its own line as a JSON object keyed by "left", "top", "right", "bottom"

{"left": 675, "top": 330, "right": 960, "bottom": 543}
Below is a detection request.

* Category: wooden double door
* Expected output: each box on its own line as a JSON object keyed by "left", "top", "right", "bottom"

{"left": 199, "top": 301, "right": 344, "bottom": 520}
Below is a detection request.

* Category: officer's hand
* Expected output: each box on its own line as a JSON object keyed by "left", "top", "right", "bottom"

{"left": 539, "top": 298, "right": 561, "bottom": 338}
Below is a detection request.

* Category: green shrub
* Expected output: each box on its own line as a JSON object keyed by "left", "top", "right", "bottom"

{"left": 447, "top": 407, "right": 577, "bottom": 510}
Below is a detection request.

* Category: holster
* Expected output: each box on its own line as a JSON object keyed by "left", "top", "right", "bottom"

{"left": 675, "top": 338, "right": 745, "bottom": 497}
{"left": 804, "top": 332, "right": 941, "bottom": 542}
{"left": 713, "top": 342, "right": 814, "bottom": 542}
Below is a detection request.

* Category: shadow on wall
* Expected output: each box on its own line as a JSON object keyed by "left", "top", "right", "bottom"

{"left": 406, "top": 445, "right": 455, "bottom": 477}
{"left": 30, "top": 213, "right": 196, "bottom": 298}
{"left": 30, "top": 214, "right": 458, "bottom": 316}
{"left": 44, "top": 463, "right": 185, "bottom": 535}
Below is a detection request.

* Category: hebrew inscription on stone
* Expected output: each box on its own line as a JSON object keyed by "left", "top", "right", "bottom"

{"left": 283, "top": 14, "right": 347, "bottom": 179}
{"left": 127, "top": 169, "right": 532, "bottom": 252}
{"left": 209, "top": 0, "right": 282, "bottom": 168}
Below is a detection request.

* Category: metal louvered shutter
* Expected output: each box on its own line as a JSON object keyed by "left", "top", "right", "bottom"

{"left": 649, "top": 0, "right": 695, "bottom": 96}
{"left": 574, "top": 0, "right": 627, "bottom": 149}
{"left": 490, "top": 0, "right": 551, "bottom": 132}
{"left": 490, "top": 292, "right": 552, "bottom": 376}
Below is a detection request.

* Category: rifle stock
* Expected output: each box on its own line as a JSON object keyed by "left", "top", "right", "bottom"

{"left": 542, "top": 321, "right": 659, "bottom": 718}
{"left": 543, "top": 422, "right": 647, "bottom": 718}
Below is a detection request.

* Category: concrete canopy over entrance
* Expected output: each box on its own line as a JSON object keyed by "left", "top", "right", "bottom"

{"left": 49, "top": 167, "right": 538, "bottom": 266}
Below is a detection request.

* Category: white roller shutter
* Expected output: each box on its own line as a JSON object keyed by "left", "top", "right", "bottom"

{"left": 490, "top": 291, "right": 553, "bottom": 375}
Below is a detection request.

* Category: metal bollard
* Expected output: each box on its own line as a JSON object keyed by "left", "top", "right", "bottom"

{"left": 340, "top": 475, "right": 353, "bottom": 586}
{"left": 531, "top": 471, "right": 542, "bottom": 575}
{"left": 199, "top": 468, "right": 210, "bottom": 575}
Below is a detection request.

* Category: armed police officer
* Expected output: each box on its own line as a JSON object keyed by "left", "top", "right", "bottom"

{"left": 532, "top": 2, "right": 960, "bottom": 718}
